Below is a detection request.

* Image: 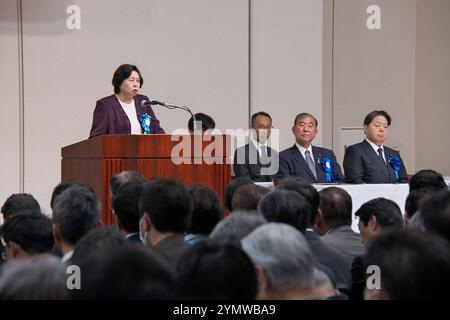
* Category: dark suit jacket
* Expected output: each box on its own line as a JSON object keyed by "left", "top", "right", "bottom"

{"left": 304, "top": 230, "right": 351, "bottom": 292}
{"left": 277, "top": 145, "right": 344, "bottom": 183}
{"left": 233, "top": 143, "right": 279, "bottom": 182}
{"left": 343, "top": 139, "right": 408, "bottom": 184}
{"left": 89, "top": 94, "right": 165, "bottom": 138}
{"left": 321, "top": 225, "right": 365, "bottom": 267}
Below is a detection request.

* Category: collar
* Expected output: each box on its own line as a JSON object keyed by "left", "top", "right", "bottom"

{"left": 295, "top": 143, "right": 313, "bottom": 157}
{"left": 365, "top": 138, "right": 384, "bottom": 154}
{"left": 124, "top": 232, "right": 139, "bottom": 240}
{"left": 61, "top": 250, "right": 73, "bottom": 264}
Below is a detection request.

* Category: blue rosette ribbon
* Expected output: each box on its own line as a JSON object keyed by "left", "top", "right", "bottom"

{"left": 140, "top": 113, "right": 152, "bottom": 134}
{"left": 389, "top": 155, "right": 401, "bottom": 182}
{"left": 321, "top": 157, "right": 334, "bottom": 183}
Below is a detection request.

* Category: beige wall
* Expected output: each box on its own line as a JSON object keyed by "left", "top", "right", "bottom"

{"left": 0, "top": 0, "right": 21, "bottom": 207}
{"left": 415, "top": 0, "right": 450, "bottom": 175}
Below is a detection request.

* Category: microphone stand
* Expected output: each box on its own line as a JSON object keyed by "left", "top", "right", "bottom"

{"left": 153, "top": 102, "right": 199, "bottom": 132}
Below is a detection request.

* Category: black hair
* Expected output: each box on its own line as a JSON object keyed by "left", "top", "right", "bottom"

{"left": 409, "top": 169, "right": 448, "bottom": 192}
{"left": 293, "top": 113, "right": 318, "bottom": 127}
{"left": 363, "top": 110, "right": 392, "bottom": 126}
{"left": 112, "top": 179, "right": 147, "bottom": 233}
{"left": 139, "top": 178, "right": 193, "bottom": 233}
{"left": 176, "top": 242, "right": 258, "bottom": 299}
{"left": 1, "top": 193, "right": 40, "bottom": 220}
{"left": 50, "top": 181, "right": 95, "bottom": 210}
{"left": 188, "top": 113, "right": 216, "bottom": 132}
{"left": 109, "top": 170, "right": 147, "bottom": 198}
{"left": 355, "top": 198, "right": 403, "bottom": 229}
{"left": 225, "top": 178, "right": 254, "bottom": 212}
{"left": 404, "top": 188, "right": 435, "bottom": 218}
{"left": 319, "top": 187, "right": 353, "bottom": 227}
{"left": 251, "top": 111, "right": 272, "bottom": 127}
{"left": 231, "top": 184, "right": 270, "bottom": 212}
{"left": 276, "top": 177, "right": 320, "bottom": 227}
{"left": 365, "top": 230, "right": 450, "bottom": 299}
{"left": 0, "top": 211, "right": 53, "bottom": 254}
{"left": 419, "top": 190, "right": 450, "bottom": 242}
{"left": 112, "top": 64, "right": 143, "bottom": 94}
{"left": 258, "top": 190, "right": 311, "bottom": 232}
{"left": 187, "top": 184, "right": 224, "bottom": 235}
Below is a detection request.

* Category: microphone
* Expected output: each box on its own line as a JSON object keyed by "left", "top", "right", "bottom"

{"left": 141, "top": 100, "right": 199, "bottom": 132}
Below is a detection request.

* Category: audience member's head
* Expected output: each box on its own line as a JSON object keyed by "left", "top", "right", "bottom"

{"left": 365, "top": 230, "right": 450, "bottom": 300}
{"left": 258, "top": 190, "right": 311, "bottom": 232}
{"left": 231, "top": 184, "right": 270, "bottom": 212}
{"left": 276, "top": 177, "right": 319, "bottom": 226}
{"left": 209, "top": 211, "right": 267, "bottom": 247}
{"left": 312, "top": 268, "right": 342, "bottom": 300}
{"left": 72, "top": 243, "right": 175, "bottom": 299}
{"left": 0, "top": 211, "right": 53, "bottom": 260}
{"left": 419, "top": 190, "right": 450, "bottom": 242}
{"left": 109, "top": 170, "right": 147, "bottom": 197}
{"left": 176, "top": 242, "right": 258, "bottom": 299}
{"left": 355, "top": 198, "right": 403, "bottom": 247}
{"left": 112, "top": 178, "right": 147, "bottom": 235}
{"left": 409, "top": 169, "right": 447, "bottom": 192}
{"left": 1, "top": 193, "right": 40, "bottom": 221}
{"left": 404, "top": 188, "right": 435, "bottom": 226}
{"left": 317, "top": 187, "right": 352, "bottom": 235}
{"left": 0, "top": 255, "right": 68, "bottom": 299}
{"left": 139, "top": 178, "right": 193, "bottom": 245}
{"left": 51, "top": 182, "right": 80, "bottom": 210}
{"left": 52, "top": 185, "right": 101, "bottom": 254}
{"left": 242, "top": 223, "right": 316, "bottom": 300}
{"left": 188, "top": 113, "right": 216, "bottom": 133}
{"left": 225, "top": 178, "right": 254, "bottom": 212}
{"left": 71, "top": 227, "right": 128, "bottom": 266}
{"left": 187, "top": 184, "right": 223, "bottom": 236}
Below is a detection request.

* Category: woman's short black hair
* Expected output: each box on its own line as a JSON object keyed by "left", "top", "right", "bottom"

{"left": 112, "top": 64, "right": 144, "bottom": 94}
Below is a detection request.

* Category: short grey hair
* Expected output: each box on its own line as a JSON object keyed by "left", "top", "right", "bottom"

{"left": 209, "top": 211, "right": 267, "bottom": 247}
{"left": 0, "top": 255, "right": 68, "bottom": 299}
{"left": 241, "top": 223, "right": 315, "bottom": 291}
{"left": 52, "top": 185, "right": 100, "bottom": 245}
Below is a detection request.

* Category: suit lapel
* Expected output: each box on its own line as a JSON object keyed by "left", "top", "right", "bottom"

{"left": 361, "top": 140, "right": 390, "bottom": 181}
{"left": 291, "top": 145, "right": 317, "bottom": 181}
{"left": 312, "top": 146, "right": 325, "bottom": 183}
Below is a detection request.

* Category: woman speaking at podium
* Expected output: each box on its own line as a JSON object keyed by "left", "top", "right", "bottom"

{"left": 89, "top": 64, "right": 165, "bottom": 138}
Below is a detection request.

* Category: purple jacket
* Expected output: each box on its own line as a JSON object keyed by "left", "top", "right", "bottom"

{"left": 89, "top": 94, "right": 165, "bottom": 138}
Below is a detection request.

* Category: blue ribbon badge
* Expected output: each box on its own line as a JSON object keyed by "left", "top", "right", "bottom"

{"left": 140, "top": 113, "right": 152, "bottom": 134}
{"left": 319, "top": 157, "right": 334, "bottom": 182}
{"left": 388, "top": 155, "right": 401, "bottom": 182}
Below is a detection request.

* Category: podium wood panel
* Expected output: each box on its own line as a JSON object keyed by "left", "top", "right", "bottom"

{"left": 61, "top": 134, "right": 231, "bottom": 224}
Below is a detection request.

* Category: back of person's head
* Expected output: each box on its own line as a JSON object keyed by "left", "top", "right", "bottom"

{"left": 176, "top": 242, "right": 258, "bottom": 299}
{"left": 276, "top": 177, "right": 319, "bottom": 226}
{"left": 404, "top": 188, "right": 435, "bottom": 219}
{"left": 188, "top": 113, "right": 216, "bottom": 132}
{"left": 241, "top": 223, "right": 315, "bottom": 297}
{"left": 319, "top": 187, "right": 352, "bottom": 228}
{"left": 52, "top": 185, "right": 101, "bottom": 246}
{"left": 109, "top": 170, "right": 147, "bottom": 197}
{"left": 355, "top": 198, "right": 403, "bottom": 229}
{"left": 1, "top": 193, "right": 40, "bottom": 221}
{"left": 231, "top": 184, "right": 269, "bottom": 212}
{"left": 112, "top": 179, "right": 147, "bottom": 233}
{"left": 225, "top": 178, "right": 254, "bottom": 212}
{"left": 72, "top": 243, "right": 175, "bottom": 299}
{"left": 187, "top": 184, "right": 224, "bottom": 235}
{"left": 409, "top": 169, "right": 447, "bottom": 192}
{"left": 50, "top": 182, "right": 84, "bottom": 210}
{"left": 365, "top": 230, "right": 450, "bottom": 299}
{"left": 71, "top": 227, "right": 128, "bottom": 266}
{"left": 258, "top": 190, "right": 311, "bottom": 232}
{"left": 139, "top": 178, "right": 193, "bottom": 233}
{"left": 209, "top": 211, "right": 267, "bottom": 247}
{"left": 419, "top": 190, "right": 450, "bottom": 242}
{"left": 0, "top": 211, "right": 53, "bottom": 258}
{"left": 0, "top": 255, "right": 68, "bottom": 299}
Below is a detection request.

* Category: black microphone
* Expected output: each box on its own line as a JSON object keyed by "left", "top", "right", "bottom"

{"left": 141, "top": 100, "right": 165, "bottom": 107}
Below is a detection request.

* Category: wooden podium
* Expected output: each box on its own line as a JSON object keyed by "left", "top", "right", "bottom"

{"left": 61, "top": 134, "right": 232, "bottom": 224}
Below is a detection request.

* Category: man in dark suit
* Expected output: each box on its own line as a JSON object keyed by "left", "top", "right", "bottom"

{"left": 233, "top": 112, "right": 279, "bottom": 182}
{"left": 277, "top": 113, "right": 343, "bottom": 183}
{"left": 343, "top": 110, "right": 408, "bottom": 184}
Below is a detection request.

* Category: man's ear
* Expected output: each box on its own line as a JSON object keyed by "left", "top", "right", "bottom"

{"left": 255, "top": 266, "right": 271, "bottom": 300}
{"left": 8, "top": 241, "right": 22, "bottom": 259}
{"left": 363, "top": 124, "right": 368, "bottom": 135}
{"left": 368, "top": 215, "right": 378, "bottom": 232}
{"left": 53, "top": 224, "right": 62, "bottom": 246}
{"left": 141, "top": 212, "right": 152, "bottom": 232}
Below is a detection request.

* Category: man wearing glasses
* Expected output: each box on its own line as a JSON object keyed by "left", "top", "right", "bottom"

{"left": 233, "top": 112, "right": 279, "bottom": 182}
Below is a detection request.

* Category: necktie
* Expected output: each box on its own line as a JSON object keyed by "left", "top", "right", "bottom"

{"left": 260, "top": 145, "right": 269, "bottom": 165}
{"left": 377, "top": 148, "right": 385, "bottom": 163}
{"left": 305, "top": 150, "right": 317, "bottom": 180}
